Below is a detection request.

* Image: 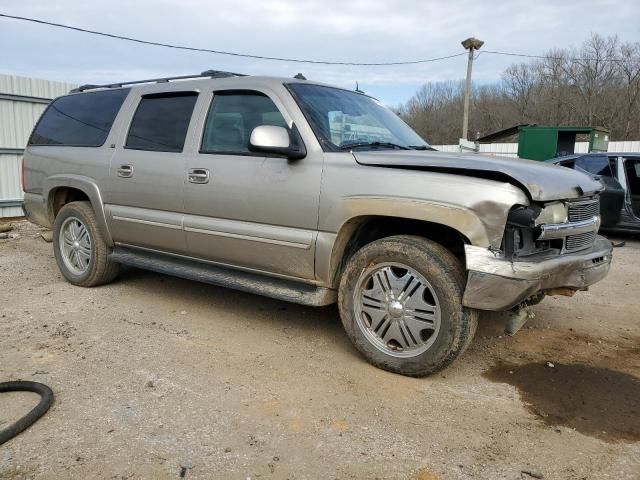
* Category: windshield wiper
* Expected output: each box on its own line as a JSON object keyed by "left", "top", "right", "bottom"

{"left": 408, "top": 145, "right": 434, "bottom": 150}
{"left": 339, "top": 141, "right": 411, "bottom": 151}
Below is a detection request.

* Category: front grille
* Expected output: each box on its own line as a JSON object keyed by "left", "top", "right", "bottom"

{"left": 567, "top": 198, "right": 600, "bottom": 222}
{"left": 565, "top": 231, "right": 597, "bottom": 252}
{"left": 563, "top": 197, "right": 599, "bottom": 252}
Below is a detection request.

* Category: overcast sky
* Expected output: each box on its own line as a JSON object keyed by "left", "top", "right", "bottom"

{"left": 1, "top": 0, "right": 638, "bottom": 105}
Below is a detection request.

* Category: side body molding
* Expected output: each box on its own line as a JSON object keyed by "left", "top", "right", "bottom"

{"left": 44, "top": 174, "right": 113, "bottom": 246}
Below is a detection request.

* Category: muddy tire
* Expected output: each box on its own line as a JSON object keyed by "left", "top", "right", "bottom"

{"left": 52, "top": 201, "right": 119, "bottom": 287}
{"left": 338, "top": 235, "right": 478, "bottom": 377}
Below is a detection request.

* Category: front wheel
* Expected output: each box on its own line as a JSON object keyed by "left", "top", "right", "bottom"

{"left": 52, "top": 201, "right": 119, "bottom": 287}
{"left": 338, "top": 235, "right": 477, "bottom": 377}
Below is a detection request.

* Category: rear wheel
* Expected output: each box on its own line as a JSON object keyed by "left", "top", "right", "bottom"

{"left": 338, "top": 235, "right": 477, "bottom": 377}
{"left": 53, "top": 201, "right": 119, "bottom": 287}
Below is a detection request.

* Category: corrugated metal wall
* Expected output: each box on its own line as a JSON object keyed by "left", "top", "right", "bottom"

{"left": 0, "top": 74, "right": 76, "bottom": 217}
{"left": 608, "top": 140, "right": 640, "bottom": 152}
{"left": 0, "top": 154, "right": 23, "bottom": 217}
{"left": 433, "top": 141, "right": 640, "bottom": 158}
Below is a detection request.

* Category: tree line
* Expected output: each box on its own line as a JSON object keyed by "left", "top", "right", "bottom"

{"left": 398, "top": 34, "right": 640, "bottom": 145}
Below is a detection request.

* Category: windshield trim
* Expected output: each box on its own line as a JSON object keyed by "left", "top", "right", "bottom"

{"left": 284, "top": 82, "right": 429, "bottom": 153}
{"left": 285, "top": 82, "right": 340, "bottom": 152}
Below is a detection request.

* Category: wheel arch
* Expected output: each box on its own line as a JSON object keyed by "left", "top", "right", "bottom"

{"left": 318, "top": 214, "right": 474, "bottom": 289}
{"left": 45, "top": 175, "right": 113, "bottom": 246}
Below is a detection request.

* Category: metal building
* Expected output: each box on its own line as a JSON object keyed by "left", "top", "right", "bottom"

{"left": 0, "top": 74, "right": 76, "bottom": 217}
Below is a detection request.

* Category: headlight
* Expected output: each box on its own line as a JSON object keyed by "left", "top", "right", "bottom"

{"left": 535, "top": 202, "right": 568, "bottom": 225}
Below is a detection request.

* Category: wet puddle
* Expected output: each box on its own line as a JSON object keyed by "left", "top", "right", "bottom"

{"left": 484, "top": 362, "right": 640, "bottom": 443}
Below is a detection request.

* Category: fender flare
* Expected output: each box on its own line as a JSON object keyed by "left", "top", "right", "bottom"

{"left": 44, "top": 174, "right": 113, "bottom": 246}
{"left": 316, "top": 197, "right": 499, "bottom": 287}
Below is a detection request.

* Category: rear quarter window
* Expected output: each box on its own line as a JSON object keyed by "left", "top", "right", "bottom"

{"left": 557, "top": 159, "right": 576, "bottom": 169}
{"left": 29, "top": 89, "right": 130, "bottom": 147}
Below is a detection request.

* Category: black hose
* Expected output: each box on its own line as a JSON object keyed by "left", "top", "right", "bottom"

{"left": 0, "top": 381, "right": 54, "bottom": 445}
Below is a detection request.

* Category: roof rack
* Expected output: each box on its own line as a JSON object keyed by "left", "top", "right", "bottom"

{"left": 69, "top": 70, "right": 247, "bottom": 93}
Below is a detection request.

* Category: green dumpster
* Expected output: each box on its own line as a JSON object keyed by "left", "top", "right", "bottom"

{"left": 517, "top": 125, "right": 609, "bottom": 161}
{"left": 477, "top": 124, "right": 610, "bottom": 161}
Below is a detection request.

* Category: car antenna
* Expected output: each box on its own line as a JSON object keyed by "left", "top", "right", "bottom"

{"left": 355, "top": 81, "right": 365, "bottom": 94}
{"left": 294, "top": 73, "right": 307, "bottom": 80}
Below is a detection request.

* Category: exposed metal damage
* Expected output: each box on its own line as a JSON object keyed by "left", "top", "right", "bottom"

{"left": 462, "top": 237, "right": 612, "bottom": 311}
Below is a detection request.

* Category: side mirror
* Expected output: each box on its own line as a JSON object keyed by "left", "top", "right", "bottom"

{"left": 249, "top": 125, "right": 306, "bottom": 160}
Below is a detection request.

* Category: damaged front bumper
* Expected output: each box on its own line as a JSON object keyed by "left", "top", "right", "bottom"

{"left": 462, "top": 236, "right": 613, "bottom": 311}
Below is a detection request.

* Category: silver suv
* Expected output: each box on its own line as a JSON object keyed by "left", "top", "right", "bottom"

{"left": 22, "top": 71, "right": 612, "bottom": 376}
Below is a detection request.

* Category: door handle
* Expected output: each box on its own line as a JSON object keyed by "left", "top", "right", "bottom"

{"left": 116, "top": 165, "right": 133, "bottom": 178}
{"left": 188, "top": 168, "right": 210, "bottom": 184}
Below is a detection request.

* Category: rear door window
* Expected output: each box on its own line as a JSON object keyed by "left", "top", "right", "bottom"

{"left": 623, "top": 158, "right": 640, "bottom": 194}
{"left": 575, "top": 155, "right": 614, "bottom": 177}
{"left": 29, "top": 89, "right": 130, "bottom": 147}
{"left": 125, "top": 92, "right": 198, "bottom": 153}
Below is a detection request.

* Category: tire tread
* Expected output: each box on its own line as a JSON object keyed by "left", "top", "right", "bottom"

{"left": 53, "top": 201, "right": 118, "bottom": 287}
{"left": 338, "top": 235, "right": 477, "bottom": 377}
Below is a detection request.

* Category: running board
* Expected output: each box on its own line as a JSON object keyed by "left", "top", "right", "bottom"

{"left": 110, "top": 246, "right": 337, "bottom": 307}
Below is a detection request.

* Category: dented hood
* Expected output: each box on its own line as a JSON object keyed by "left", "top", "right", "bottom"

{"left": 353, "top": 150, "right": 603, "bottom": 202}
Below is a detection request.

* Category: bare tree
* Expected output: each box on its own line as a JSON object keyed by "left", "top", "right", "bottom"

{"left": 502, "top": 63, "right": 539, "bottom": 121}
{"left": 399, "top": 34, "right": 640, "bottom": 145}
{"left": 617, "top": 41, "right": 640, "bottom": 139}
{"left": 400, "top": 81, "right": 465, "bottom": 143}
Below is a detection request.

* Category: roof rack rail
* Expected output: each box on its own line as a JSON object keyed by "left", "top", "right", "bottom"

{"left": 69, "top": 70, "right": 247, "bottom": 93}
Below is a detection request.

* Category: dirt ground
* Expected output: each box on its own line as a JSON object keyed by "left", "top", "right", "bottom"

{"left": 1, "top": 219, "right": 638, "bottom": 480}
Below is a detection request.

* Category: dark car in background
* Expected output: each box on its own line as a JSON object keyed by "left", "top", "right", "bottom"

{"left": 548, "top": 153, "right": 640, "bottom": 234}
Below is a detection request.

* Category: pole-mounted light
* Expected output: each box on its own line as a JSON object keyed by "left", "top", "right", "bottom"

{"left": 461, "top": 37, "right": 484, "bottom": 141}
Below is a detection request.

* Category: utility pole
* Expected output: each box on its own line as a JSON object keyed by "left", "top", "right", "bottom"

{"left": 461, "top": 37, "right": 484, "bottom": 141}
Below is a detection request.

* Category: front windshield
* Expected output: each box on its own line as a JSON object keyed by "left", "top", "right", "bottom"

{"left": 287, "top": 83, "right": 429, "bottom": 151}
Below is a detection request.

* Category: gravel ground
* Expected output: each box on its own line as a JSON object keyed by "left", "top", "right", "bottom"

{"left": 1, "top": 220, "right": 638, "bottom": 480}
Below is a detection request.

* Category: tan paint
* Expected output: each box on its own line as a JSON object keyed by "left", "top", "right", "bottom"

{"left": 312, "top": 152, "right": 531, "bottom": 287}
